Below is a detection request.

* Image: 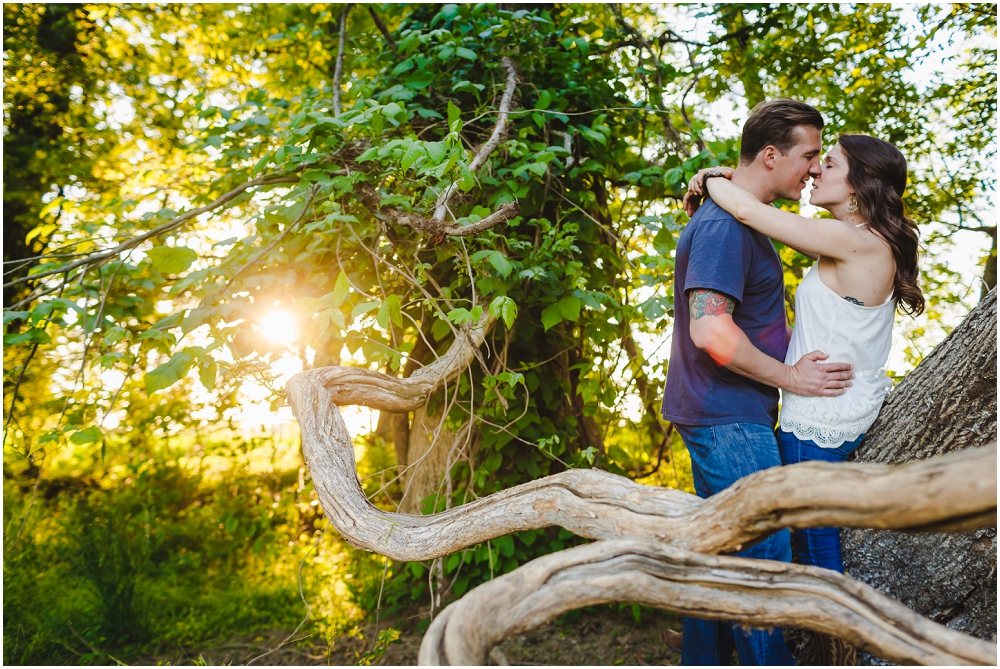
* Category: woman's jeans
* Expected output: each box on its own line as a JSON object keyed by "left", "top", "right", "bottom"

{"left": 776, "top": 430, "right": 865, "bottom": 573}
{"left": 675, "top": 423, "right": 795, "bottom": 666}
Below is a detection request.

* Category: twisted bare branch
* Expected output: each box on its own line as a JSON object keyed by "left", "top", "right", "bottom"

{"left": 286, "top": 353, "right": 996, "bottom": 561}
{"left": 306, "top": 310, "right": 496, "bottom": 413}
{"left": 417, "top": 541, "right": 996, "bottom": 666}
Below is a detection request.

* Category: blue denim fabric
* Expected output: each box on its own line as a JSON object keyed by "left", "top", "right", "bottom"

{"left": 777, "top": 430, "right": 865, "bottom": 574}
{"left": 675, "top": 423, "right": 795, "bottom": 666}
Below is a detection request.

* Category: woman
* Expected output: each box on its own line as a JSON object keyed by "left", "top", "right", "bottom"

{"left": 685, "top": 134, "right": 924, "bottom": 576}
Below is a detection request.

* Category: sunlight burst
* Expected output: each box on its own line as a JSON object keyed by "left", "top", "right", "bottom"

{"left": 259, "top": 310, "right": 299, "bottom": 346}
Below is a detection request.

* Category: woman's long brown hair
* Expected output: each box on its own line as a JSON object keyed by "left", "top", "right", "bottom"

{"left": 839, "top": 134, "right": 925, "bottom": 315}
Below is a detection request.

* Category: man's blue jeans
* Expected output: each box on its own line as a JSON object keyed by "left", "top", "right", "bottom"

{"left": 675, "top": 422, "right": 794, "bottom": 666}
{"left": 777, "top": 430, "right": 864, "bottom": 574}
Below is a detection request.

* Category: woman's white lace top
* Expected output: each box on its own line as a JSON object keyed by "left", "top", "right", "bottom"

{"left": 780, "top": 262, "right": 895, "bottom": 447}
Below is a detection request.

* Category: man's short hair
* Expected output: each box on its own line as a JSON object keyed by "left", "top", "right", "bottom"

{"left": 740, "top": 99, "right": 824, "bottom": 164}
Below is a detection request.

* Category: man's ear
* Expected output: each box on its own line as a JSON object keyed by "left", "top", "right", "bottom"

{"left": 761, "top": 145, "right": 777, "bottom": 169}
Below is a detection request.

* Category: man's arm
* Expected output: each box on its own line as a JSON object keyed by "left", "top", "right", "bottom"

{"left": 688, "top": 289, "right": 853, "bottom": 396}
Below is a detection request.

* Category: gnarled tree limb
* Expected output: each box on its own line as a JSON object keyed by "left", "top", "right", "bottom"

{"left": 306, "top": 310, "right": 496, "bottom": 413}
{"left": 286, "top": 348, "right": 996, "bottom": 561}
{"left": 417, "top": 540, "right": 996, "bottom": 666}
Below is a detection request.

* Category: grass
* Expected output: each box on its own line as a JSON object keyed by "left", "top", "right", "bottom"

{"left": 2, "top": 432, "right": 372, "bottom": 665}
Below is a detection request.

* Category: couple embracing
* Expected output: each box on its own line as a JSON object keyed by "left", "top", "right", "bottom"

{"left": 662, "top": 99, "right": 923, "bottom": 666}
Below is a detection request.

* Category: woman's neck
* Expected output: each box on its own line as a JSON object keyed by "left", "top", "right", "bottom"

{"left": 827, "top": 202, "right": 865, "bottom": 224}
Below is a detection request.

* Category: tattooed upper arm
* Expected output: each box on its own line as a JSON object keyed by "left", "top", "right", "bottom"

{"left": 688, "top": 289, "right": 736, "bottom": 319}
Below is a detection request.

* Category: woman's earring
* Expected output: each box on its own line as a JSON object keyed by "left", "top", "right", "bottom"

{"left": 847, "top": 195, "right": 859, "bottom": 214}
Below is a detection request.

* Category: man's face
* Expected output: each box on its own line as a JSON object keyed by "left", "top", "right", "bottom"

{"left": 769, "top": 125, "right": 823, "bottom": 201}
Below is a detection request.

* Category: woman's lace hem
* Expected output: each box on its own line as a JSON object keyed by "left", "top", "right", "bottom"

{"left": 779, "top": 414, "right": 879, "bottom": 448}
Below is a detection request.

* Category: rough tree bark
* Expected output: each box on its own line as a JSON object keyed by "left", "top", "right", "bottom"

{"left": 418, "top": 541, "right": 996, "bottom": 666}
{"left": 841, "top": 288, "right": 997, "bottom": 664}
{"left": 399, "top": 404, "right": 456, "bottom": 514}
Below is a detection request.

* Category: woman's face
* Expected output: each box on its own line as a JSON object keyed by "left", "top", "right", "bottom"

{"left": 808, "top": 143, "right": 852, "bottom": 210}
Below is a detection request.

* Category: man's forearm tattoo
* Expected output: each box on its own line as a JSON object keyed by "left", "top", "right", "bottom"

{"left": 689, "top": 289, "right": 736, "bottom": 319}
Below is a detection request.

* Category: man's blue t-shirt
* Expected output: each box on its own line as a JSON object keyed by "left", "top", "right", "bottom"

{"left": 661, "top": 198, "right": 788, "bottom": 428}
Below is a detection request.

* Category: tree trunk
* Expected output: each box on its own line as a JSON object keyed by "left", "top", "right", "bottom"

{"left": 980, "top": 227, "right": 997, "bottom": 302}
{"left": 840, "top": 288, "right": 997, "bottom": 664}
{"left": 399, "top": 404, "right": 455, "bottom": 514}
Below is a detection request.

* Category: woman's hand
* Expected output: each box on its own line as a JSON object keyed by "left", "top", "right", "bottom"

{"left": 683, "top": 166, "right": 734, "bottom": 217}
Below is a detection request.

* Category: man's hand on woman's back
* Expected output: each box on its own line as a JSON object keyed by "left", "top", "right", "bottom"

{"left": 687, "top": 288, "right": 853, "bottom": 396}
{"left": 788, "top": 350, "right": 854, "bottom": 397}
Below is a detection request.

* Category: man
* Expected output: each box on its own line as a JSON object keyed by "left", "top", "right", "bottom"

{"left": 662, "top": 98, "right": 854, "bottom": 666}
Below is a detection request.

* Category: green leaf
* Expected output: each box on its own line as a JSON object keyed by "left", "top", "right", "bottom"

{"left": 455, "top": 47, "right": 477, "bottom": 60}
{"left": 557, "top": 295, "right": 581, "bottom": 322}
{"left": 382, "top": 102, "right": 405, "bottom": 120}
{"left": 357, "top": 146, "right": 379, "bottom": 162}
{"left": 482, "top": 451, "right": 503, "bottom": 474}
{"left": 459, "top": 169, "right": 476, "bottom": 191}
{"left": 327, "top": 307, "right": 346, "bottom": 330}
{"left": 70, "top": 426, "right": 103, "bottom": 445}
{"left": 489, "top": 296, "right": 518, "bottom": 328}
{"left": 424, "top": 141, "right": 447, "bottom": 164}
{"left": 391, "top": 58, "right": 414, "bottom": 75}
{"left": 488, "top": 251, "right": 513, "bottom": 278}
{"left": 536, "top": 89, "right": 552, "bottom": 110}
{"left": 351, "top": 301, "right": 381, "bottom": 319}
{"left": 541, "top": 295, "right": 582, "bottom": 331}
{"left": 493, "top": 534, "right": 515, "bottom": 558}
{"left": 405, "top": 69, "right": 435, "bottom": 90}
{"left": 447, "top": 307, "right": 472, "bottom": 325}
{"left": 607, "top": 444, "right": 630, "bottom": 464}
{"left": 400, "top": 143, "right": 424, "bottom": 171}
{"left": 198, "top": 360, "right": 217, "bottom": 391}
{"left": 525, "top": 162, "right": 548, "bottom": 177}
{"left": 664, "top": 167, "right": 684, "bottom": 186}
{"left": 2, "top": 310, "right": 30, "bottom": 326}
{"left": 653, "top": 226, "right": 676, "bottom": 255}
{"left": 144, "top": 350, "right": 195, "bottom": 394}
{"left": 146, "top": 246, "right": 198, "bottom": 274}
{"left": 447, "top": 101, "right": 462, "bottom": 133}
{"left": 540, "top": 304, "right": 563, "bottom": 331}
{"left": 431, "top": 318, "right": 451, "bottom": 341}
{"left": 302, "top": 169, "right": 333, "bottom": 184}
{"left": 331, "top": 271, "right": 351, "bottom": 307}
{"left": 103, "top": 326, "right": 129, "bottom": 345}
{"left": 376, "top": 295, "right": 402, "bottom": 329}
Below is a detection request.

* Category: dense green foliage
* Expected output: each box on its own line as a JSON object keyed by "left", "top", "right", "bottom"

{"left": 4, "top": 3, "right": 996, "bottom": 664}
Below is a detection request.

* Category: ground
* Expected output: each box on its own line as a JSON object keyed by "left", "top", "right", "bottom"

{"left": 134, "top": 605, "right": 684, "bottom": 665}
